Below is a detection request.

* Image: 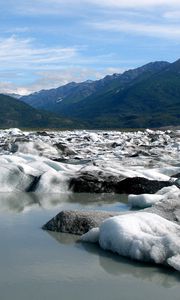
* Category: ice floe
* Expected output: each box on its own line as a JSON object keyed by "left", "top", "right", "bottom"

{"left": 128, "top": 185, "right": 180, "bottom": 209}
{"left": 81, "top": 212, "right": 180, "bottom": 271}
{"left": 0, "top": 128, "right": 179, "bottom": 193}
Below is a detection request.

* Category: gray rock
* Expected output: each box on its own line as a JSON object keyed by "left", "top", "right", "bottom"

{"left": 42, "top": 210, "right": 121, "bottom": 235}
{"left": 146, "top": 197, "right": 180, "bottom": 225}
{"left": 54, "top": 142, "right": 77, "bottom": 156}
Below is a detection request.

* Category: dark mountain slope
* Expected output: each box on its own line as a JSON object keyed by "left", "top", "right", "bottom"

{"left": 60, "top": 59, "right": 180, "bottom": 128}
{"left": 21, "top": 61, "right": 169, "bottom": 115}
{"left": 0, "top": 94, "right": 83, "bottom": 129}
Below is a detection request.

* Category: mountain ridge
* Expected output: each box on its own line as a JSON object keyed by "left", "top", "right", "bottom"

{"left": 20, "top": 60, "right": 169, "bottom": 115}
{"left": 7, "top": 59, "right": 180, "bottom": 128}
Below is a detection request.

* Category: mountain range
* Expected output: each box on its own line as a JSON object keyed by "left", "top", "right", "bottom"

{"left": 2, "top": 58, "right": 180, "bottom": 129}
{"left": 0, "top": 94, "right": 83, "bottom": 129}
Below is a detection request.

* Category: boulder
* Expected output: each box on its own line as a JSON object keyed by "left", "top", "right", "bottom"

{"left": 69, "top": 173, "right": 173, "bottom": 194}
{"left": 115, "top": 177, "right": 173, "bottom": 194}
{"left": 54, "top": 142, "right": 77, "bottom": 156}
{"left": 42, "top": 210, "right": 121, "bottom": 235}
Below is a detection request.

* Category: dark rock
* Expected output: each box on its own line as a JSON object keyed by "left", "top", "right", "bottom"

{"left": 115, "top": 177, "right": 173, "bottom": 194}
{"left": 83, "top": 136, "right": 91, "bottom": 142}
{"left": 36, "top": 131, "right": 49, "bottom": 136}
{"left": 111, "top": 142, "right": 120, "bottom": 148}
{"left": 25, "top": 175, "right": 41, "bottom": 192}
{"left": 171, "top": 173, "right": 180, "bottom": 179}
{"left": 175, "top": 178, "right": 180, "bottom": 188}
{"left": 14, "top": 137, "right": 29, "bottom": 143}
{"left": 69, "top": 173, "right": 173, "bottom": 194}
{"left": 54, "top": 142, "right": 76, "bottom": 156}
{"left": 10, "top": 138, "right": 30, "bottom": 153}
{"left": 128, "top": 150, "right": 150, "bottom": 157}
{"left": 42, "top": 210, "right": 121, "bottom": 235}
{"left": 69, "top": 172, "right": 123, "bottom": 193}
{"left": 10, "top": 143, "right": 19, "bottom": 153}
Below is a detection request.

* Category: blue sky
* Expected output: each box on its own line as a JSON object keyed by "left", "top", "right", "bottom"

{"left": 0, "top": 0, "right": 180, "bottom": 94}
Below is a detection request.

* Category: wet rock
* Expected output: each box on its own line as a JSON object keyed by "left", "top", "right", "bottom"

{"left": 69, "top": 173, "right": 173, "bottom": 194}
{"left": 128, "top": 150, "right": 150, "bottom": 157}
{"left": 36, "top": 131, "right": 49, "bottom": 136}
{"left": 111, "top": 142, "right": 120, "bottom": 148}
{"left": 54, "top": 142, "right": 76, "bottom": 156}
{"left": 42, "top": 210, "right": 120, "bottom": 235}
{"left": 69, "top": 172, "right": 124, "bottom": 193}
{"left": 171, "top": 173, "right": 180, "bottom": 179}
{"left": 115, "top": 177, "right": 173, "bottom": 194}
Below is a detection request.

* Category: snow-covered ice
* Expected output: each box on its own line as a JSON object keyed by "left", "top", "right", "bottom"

{"left": 81, "top": 212, "right": 180, "bottom": 271}
{"left": 128, "top": 194, "right": 163, "bottom": 208}
{"left": 128, "top": 185, "right": 180, "bottom": 209}
{"left": 0, "top": 128, "right": 179, "bottom": 192}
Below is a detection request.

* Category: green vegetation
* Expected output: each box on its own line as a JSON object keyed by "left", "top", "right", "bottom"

{"left": 0, "top": 94, "right": 84, "bottom": 129}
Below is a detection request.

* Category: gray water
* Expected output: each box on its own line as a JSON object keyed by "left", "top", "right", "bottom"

{"left": 0, "top": 192, "right": 180, "bottom": 300}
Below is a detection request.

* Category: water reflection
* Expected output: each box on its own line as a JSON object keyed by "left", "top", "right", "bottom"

{"left": 48, "top": 231, "right": 79, "bottom": 245}
{"left": 47, "top": 230, "right": 180, "bottom": 288}
{"left": 0, "top": 192, "right": 128, "bottom": 213}
{"left": 81, "top": 243, "right": 180, "bottom": 288}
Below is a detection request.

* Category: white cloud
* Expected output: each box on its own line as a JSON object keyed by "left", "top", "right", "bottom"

{"left": 6, "top": 0, "right": 180, "bottom": 16}
{"left": 5, "top": 27, "right": 29, "bottom": 34}
{"left": 0, "top": 35, "right": 133, "bottom": 94}
{"left": 85, "top": 0, "right": 180, "bottom": 8}
{"left": 163, "top": 11, "right": 180, "bottom": 20}
{"left": 0, "top": 81, "right": 28, "bottom": 95}
{"left": 0, "top": 67, "right": 126, "bottom": 95}
{"left": 32, "top": 0, "right": 180, "bottom": 9}
{"left": 0, "top": 36, "right": 78, "bottom": 69}
{"left": 91, "top": 20, "right": 180, "bottom": 39}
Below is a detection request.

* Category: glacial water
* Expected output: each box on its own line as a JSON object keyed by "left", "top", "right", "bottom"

{"left": 0, "top": 192, "right": 180, "bottom": 300}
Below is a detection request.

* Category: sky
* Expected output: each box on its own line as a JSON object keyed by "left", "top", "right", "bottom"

{"left": 0, "top": 0, "right": 180, "bottom": 95}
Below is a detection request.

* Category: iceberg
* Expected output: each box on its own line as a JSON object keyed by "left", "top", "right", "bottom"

{"left": 81, "top": 212, "right": 180, "bottom": 271}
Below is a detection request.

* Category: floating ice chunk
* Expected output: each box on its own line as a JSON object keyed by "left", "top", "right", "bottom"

{"left": 138, "top": 169, "right": 170, "bottom": 181}
{"left": 167, "top": 255, "right": 180, "bottom": 271}
{"left": 156, "top": 185, "right": 180, "bottom": 196}
{"left": 145, "top": 129, "right": 154, "bottom": 134}
{"left": 128, "top": 194, "right": 163, "bottom": 208}
{"left": 128, "top": 185, "right": 180, "bottom": 209}
{"left": 6, "top": 128, "right": 24, "bottom": 136}
{"left": 88, "top": 133, "right": 99, "bottom": 142}
{"left": 0, "top": 163, "right": 34, "bottom": 192}
{"left": 35, "top": 169, "right": 69, "bottom": 193}
{"left": 81, "top": 212, "right": 180, "bottom": 271}
{"left": 152, "top": 166, "right": 180, "bottom": 177}
{"left": 13, "top": 140, "right": 59, "bottom": 158}
{"left": 81, "top": 227, "right": 100, "bottom": 243}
